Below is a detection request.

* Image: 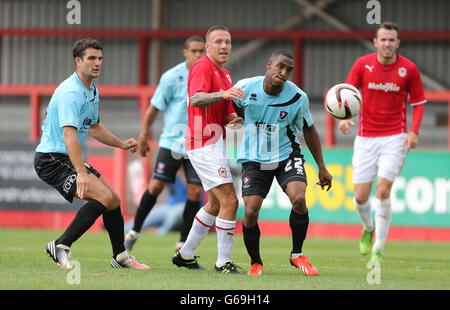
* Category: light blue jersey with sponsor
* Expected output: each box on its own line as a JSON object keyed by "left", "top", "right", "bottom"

{"left": 36, "top": 72, "right": 99, "bottom": 154}
{"left": 151, "top": 61, "right": 190, "bottom": 155}
{"left": 233, "top": 76, "right": 313, "bottom": 164}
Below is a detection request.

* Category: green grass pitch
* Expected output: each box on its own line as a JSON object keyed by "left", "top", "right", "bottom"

{"left": 0, "top": 228, "right": 449, "bottom": 291}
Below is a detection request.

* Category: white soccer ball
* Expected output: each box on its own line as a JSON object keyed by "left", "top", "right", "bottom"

{"left": 325, "top": 83, "right": 361, "bottom": 120}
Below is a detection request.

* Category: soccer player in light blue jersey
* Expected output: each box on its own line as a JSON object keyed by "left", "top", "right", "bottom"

{"left": 34, "top": 38, "right": 149, "bottom": 269}
{"left": 232, "top": 50, "right": 332, "bottom": 276}
{"left": 125, "top": 36, "right": 206, "bottom": 252}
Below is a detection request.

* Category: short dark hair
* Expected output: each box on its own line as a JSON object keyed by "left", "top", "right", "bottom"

{"left": 184, "top": 35, "right": 205, "bottom": 48}
{"left": 205, "top": 25, "right": 229, "bottom": 41}
{"left": 270, "top": 49, "right": 294, "bottom": 61}
{"left": 376, "top": 21, "right": 399, "bottom": 38}
{"left": 73, "top": 38, "right": 103, "bottom": 59}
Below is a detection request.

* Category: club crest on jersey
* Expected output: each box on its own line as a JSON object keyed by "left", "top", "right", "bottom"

{"left": 218, "top": 167, "right": 227, "bottom": 178}
{"left": 280, "top": 111, "right": 288, "bottom": 119}
{"left": 398, "top": 67, "right": 407, "bottom": 78}
{"left": 226, "top": 74, "right": 232, "bottom": 83}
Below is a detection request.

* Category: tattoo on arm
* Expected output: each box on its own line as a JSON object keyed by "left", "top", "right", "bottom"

{"left": 190, "top": 91, "right": 224, "bottom": 107}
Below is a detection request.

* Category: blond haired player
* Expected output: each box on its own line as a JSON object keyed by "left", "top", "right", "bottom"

{"left": 171, "top": 25, "right": 244, "bottom": 273}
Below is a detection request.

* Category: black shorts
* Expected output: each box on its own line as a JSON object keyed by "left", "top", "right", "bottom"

{"left": 152, "top": 147, "right": 202, "bottom": 185}
{"left": 34, "top": 152, "right": 101, "bottom": 203}
{"left": 241, "top": 155, "right": 307, "bottom": 198}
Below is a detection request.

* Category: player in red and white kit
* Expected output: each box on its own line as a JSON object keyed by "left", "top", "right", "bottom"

{"left": 172, "top": 25, "right": 245, "bottom": 273}
{"left": 339, "top": 22, "right": 426, "bottom": 261}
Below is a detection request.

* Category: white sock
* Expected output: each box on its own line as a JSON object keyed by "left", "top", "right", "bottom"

{"left": 374, "top": 198, "right": 392, "bottom": 252}
{"left": 180, "top": 208, "right": 216, "bottom": 259}
{"left": 215, "top": 217, "right": 236, "bottom": 267}
{"left": 115, "top": 250, "right": 129, "bottom": 263}
{"left": 354, "top": 198, "right": 374, "bottom": 232}
{"left": 127, "top": 229, "right": 139, "bottom": 239}
{"left": 290, "top": 253, "right": 303, "bottom": 258}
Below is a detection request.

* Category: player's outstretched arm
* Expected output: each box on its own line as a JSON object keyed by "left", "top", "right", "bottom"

{"left": 190, "top": 87, "right": 244, "bottom": 107}
{"left": 302, "top": 124, "right": 332, "bottom": 191}
{"left": 88, "top": 122, "right": 138, "bottom": 153}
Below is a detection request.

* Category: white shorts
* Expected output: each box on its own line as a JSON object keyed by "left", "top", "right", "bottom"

{"left": 186, "top": 138, "right": 233, "bottom": 192}
{"left": 352, "top": 133, "right": 407, "bottom": 184}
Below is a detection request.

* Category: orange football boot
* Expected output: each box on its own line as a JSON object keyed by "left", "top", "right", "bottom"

{"left": 247, "top": 263, "right": 263, "bottom": 276}
{"left": 290, "top": 255, "right": 318, "bottom": 276}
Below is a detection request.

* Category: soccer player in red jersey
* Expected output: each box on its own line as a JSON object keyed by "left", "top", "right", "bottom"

{"left": 172, "top": 25, "right": 244, "bottom": 273}
{"left": 339, "top": 22, "right": 426, "bottom": 261}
